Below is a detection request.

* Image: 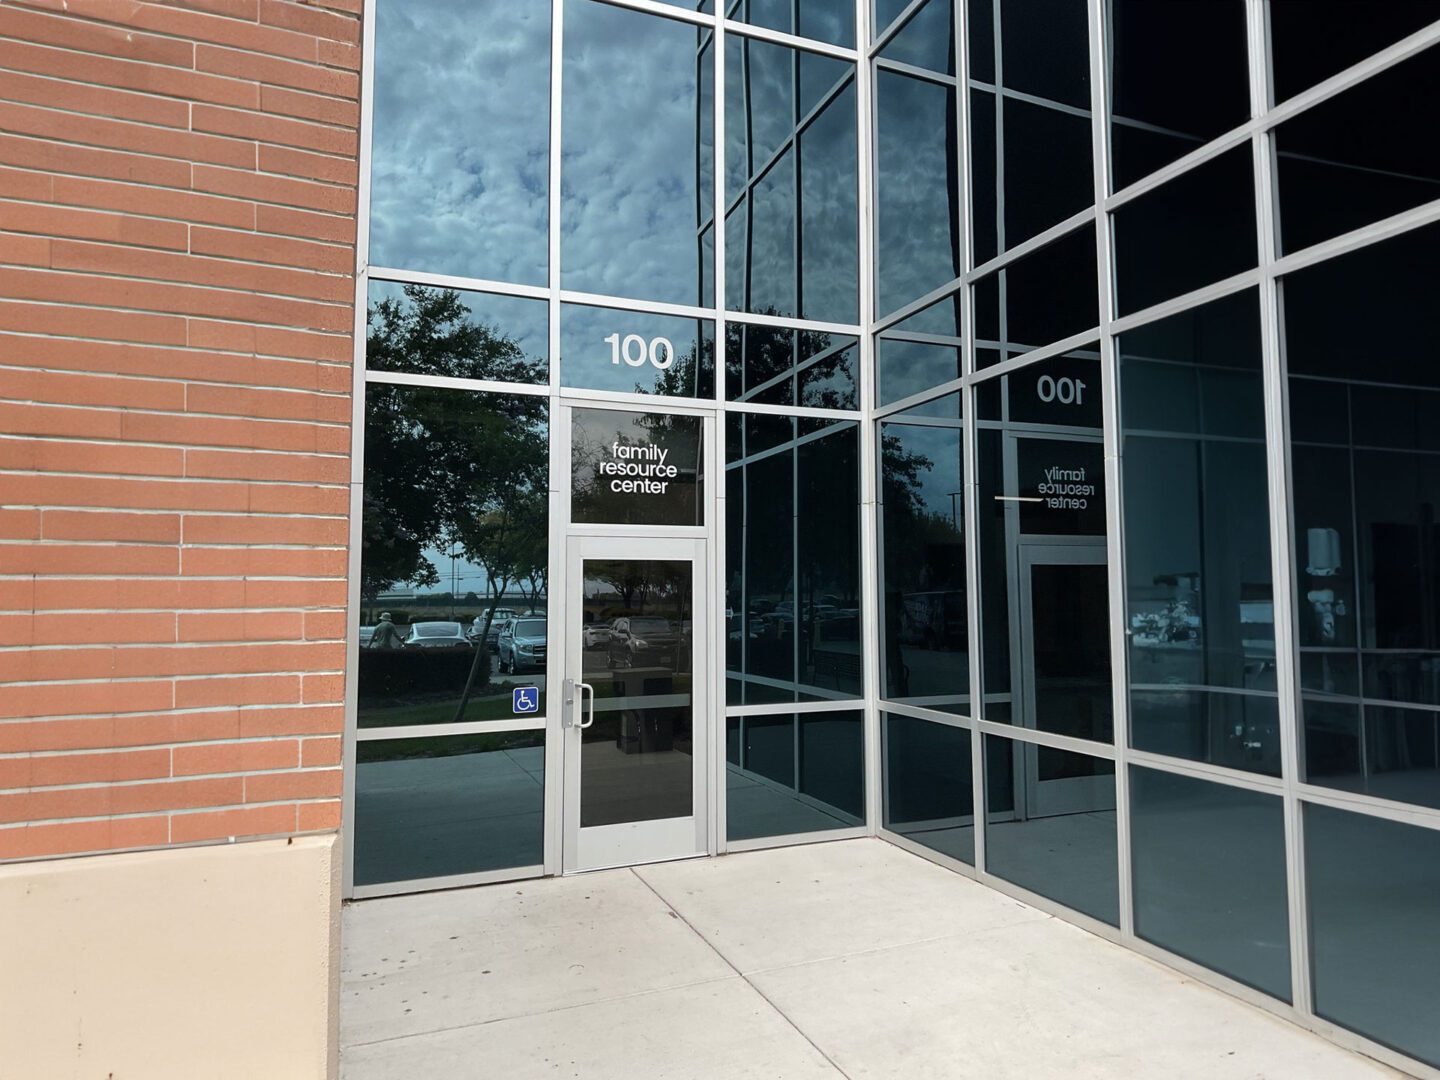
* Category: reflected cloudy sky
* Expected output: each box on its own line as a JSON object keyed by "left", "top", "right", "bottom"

{"left": 370, "top": 0, "right": 550, "bottom": 285}
{"left": 562, "top": 0, "right": 712, "bottom": 306}
{"left": 371, "top": 1, "right": 879, "bottom": 336}
{"left": 876, "top": 70, "right": 960, "bottom": 318}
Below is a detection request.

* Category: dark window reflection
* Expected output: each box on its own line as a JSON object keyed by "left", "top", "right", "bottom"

{"left": 360, "top": 385, "right": 548, "bottom": 729}
{"left": 353, "top": 731, "right": 545, "bottom": 886}
{"left": 726, "top": 323, "right": 858, "bottom": 409}
{"left": 728, "top": 0, "right": 854, "bottom": 49}
{"left": 968, "top": 0, "right": 1091, "bottom": 262}
{"left": 562, "top": 1, "right": 713, "bottom": 306}
{"left": 1275, "top": 47, "right": 1440, "bottom": 255}
{"left": 880, "top": 405, "right": 968, "bottom": 713}
{"left": 883, "top": 713, "right": 974, "bottom": 864}
{"left": 1285, "top": 224, "right": 1440, "bottom": 811}
{"left": 367, "top": 281, "right": 547, "bottom": 384}
{"left": 726, "top": 416, "right": 863, "bottom": 703}
{"left": 879, "top": 0, "right": 955, "bottom": 76}
{"left": 984, "top": 735, "right": 1119, "bottom": 926}
{"left": 973, "top": 225, "right": 1098, "bottom": 366}
{"left": 875, "top": 290, "right": 963, "bottom": 406}
{"left": 1270, "top": 1, "right": 1439, "bottom": 105}
{"left": 1120, "top": 290, "right": 1279, "bottom": 775}
{"left": 876, "top": 70, "right": 960, "bottom": 317}
{"left": 560, "top": 305, "right": 715, "bottom": 399}
{"left": 1113, "top": 146, "right": 1256, "bottom": 316}
{"left": 977, "top": 349, "right": 1108, "bottom": 735}
{"left": 726, "top": 38, "right": 858, "bottom": 324}
{"left": 726, "top": 710, "right": 865, "bottom": 840}
{"left": 1305, "top": 802, "right": 1440, "bottom": 1069}
{"left": 1130, "top": 767, "right": 1291, "bottom": 1001}
{"left": 572, "top": 408, "right": 704, "bottom": 527}
{"left": 1108, "top": 0, "right": 1250, "bottom": 191}
{"left": 370, "top": 0, "right": 549, "bottom": 285}
{"left": 971, "top": 95, "right": 1091, "bottom": 267}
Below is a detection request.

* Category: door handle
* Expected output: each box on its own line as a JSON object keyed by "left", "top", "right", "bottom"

{"left": 577, "top": 681, "right": 595, "bottom": 729}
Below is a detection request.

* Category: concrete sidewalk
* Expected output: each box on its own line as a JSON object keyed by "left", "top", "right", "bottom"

{"left": 340, "top": 838, "right": 1404, "bottom": 1079}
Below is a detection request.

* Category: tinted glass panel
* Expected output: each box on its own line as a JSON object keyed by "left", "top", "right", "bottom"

{"left": 730, "top": 0, "right": 854, "bottom": 48}
{"left": 880, "top": 406, "right": 969, "bottom": 712}
{"left": 1120, "top": 290, "right": 1279, "bottom": 775}
{"left": 883, "top": 713, "right": 974, "bottom": 864}
{"left": 973, "top": 226, "right": 1098, "bottom": 365}
{"left": 572, "top": 408, "right": 704, "bottom": 527}
{"left": 1269, "top": 1, "right": 1439, "bottom": 104}
{"left": 984, "top": 736, "right": 1119, "bottom": 926}
{"left": 1275, "top": 47, "right": 1440, "bottom": 254}
{"left": 726, "top": 324, "right": 858, "bottom": 409}
{"left": 1113, "top": 146, "right": 1256, "bottom": 316}
{"left": 971, "top": 88, "right": 1092, "bottom": 263}
{"left": 726, "top": 39, "right": 858, "bottom": 324}
{"left": 1305, "top": 802, "right": 1440, "bottom": 1069}
{"left": 1130, "top": 767, "right": 1291, "bottom": 1001}
{"left": 875, "top": 290, "right": 963, "bottom": 406}
{"left": 560, "top": 305, "right": 715, "bottom": 399}
{"left": 879, "top": 0, "right": 955, "bottom": 76}
{"left": 726, "top": 417, "right": 863, "bottom": 704}
{"left": 996, "top": 0, "right": 1089, "bottom": 109}
{"left": 367, "top": 281, "right": 547, "bottom": 384}
{"left": 353, "top": 731, "right": 545, "bottom": 886}
{"left": 360, "top": 386, "right": 548, "bottom": 728}
{"left": 726, "top": 710, "right": 866, "bottom": 839}
{"left": 579, "top": 560, "right": 694, "bottom": 827}
{"left": 1284, "top": 224, "right": 1440, "bottom": 812}
{"left": 1108, "top": 0, "right": 1250, "bottom": 190}
{"left": 876, "top": 70, "right": 960, "bottom": 317}
{"left": 369, "top": 0, "right": 549, "bottom": 284}
{"left": 562, "top": 1, "right": 713, "bottom": 305}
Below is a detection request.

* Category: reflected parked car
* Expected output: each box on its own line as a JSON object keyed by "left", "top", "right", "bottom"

{"left": 358, "top": 626, "right": 375, "bottom": 646}
{"left": 582, "top": 622, "right": 610, "bottom": 648}
{"left": 607, "top": 616, "right": 681, "bottom": 669}
{"left": 403, "top": 621, "right": 472, "bottom": 650}
{"left": 498, "top": 618, "right": 547, "bottom": 674}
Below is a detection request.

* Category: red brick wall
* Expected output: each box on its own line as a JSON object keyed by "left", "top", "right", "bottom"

{"left": 0, "top": 0, "right": 361, "bottom": 860}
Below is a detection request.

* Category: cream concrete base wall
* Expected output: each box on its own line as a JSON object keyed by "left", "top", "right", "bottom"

{"left": 0, "top": 835, "right": 340, "bottom": 1080}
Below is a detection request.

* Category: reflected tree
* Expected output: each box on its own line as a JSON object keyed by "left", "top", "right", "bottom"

{"left": 362, "top": 285, "right": 549, "bottom": 717}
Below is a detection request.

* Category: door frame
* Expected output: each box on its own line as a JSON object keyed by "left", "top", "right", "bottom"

{"left": 552, "top": 397, "right": 719, "bottom": 874}
{"left": 1016, "top": 542, "right": 1116, "bottom": 818}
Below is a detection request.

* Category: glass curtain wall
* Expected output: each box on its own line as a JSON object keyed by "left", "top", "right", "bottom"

{"left": 870, "top": 1, "right": 1440, "bottom": 1073}
{"left": 354, "top": 1, "right": 1440, "bottom": 1070}
{"left": 351, "top": 0, "right": 869, "bottom": 895}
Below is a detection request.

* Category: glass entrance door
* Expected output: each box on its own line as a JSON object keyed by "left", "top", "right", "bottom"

{"left": 562, "top": 535, "right": 708, "bottom": 872}
{"left": 1017, "top": 544, "right": 1116, "bottom": 817}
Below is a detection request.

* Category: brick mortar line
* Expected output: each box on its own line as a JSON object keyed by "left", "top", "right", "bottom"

{"left": 0, "top": 796, "right": 343, "bottom": 831}
{"left": 0, "top": 392, "right": 354, "bottom": 417}
{"left": 0, "top": 764, "right": 343, "bottom": 792}
{"left": 0, "top": 701, "right": 342, "bottom": 720}
{"left": 1, "top": 0, "right": 357, "bottom": 36}
{"left": 0, "top": 9, "right": 360, "bottom": 69}
{"left": 0, "top": 302, "right": 357, "bottom": 342}
{"left": 0, "top": 68, "right": 361, "bottom": 134}
{"left": 0, "top": 172, "right": 357, "bottom": 227}
{"left": 0, "top": 440, "right": 351, "bottom": 461}
{"left": 0, "top": 328, "right": 358, "bottom": 365}
{"left": 0, "top": 102, "right": 358, "bottom": 170}
{"left": 0, "top": 42, "right": 359, "bottom": 109}
{"left": 0, "top": 66, "right": 360, "bottom": 135}
{"left": 0, "top": 221, "right": 358, "bottom": 275}
{"left": 0, "top": 265, "right": 356, "bottom": 311}
{"left": 0, "top": 475, "right": 352, "bottom": 490}
{"left": 0, "top": 132, "right": 359, "bottom": 197}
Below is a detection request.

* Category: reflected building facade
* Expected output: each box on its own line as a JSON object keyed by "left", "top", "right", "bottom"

{"left": 349, "top": 1, "right": 1440, "bottom": 1074}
